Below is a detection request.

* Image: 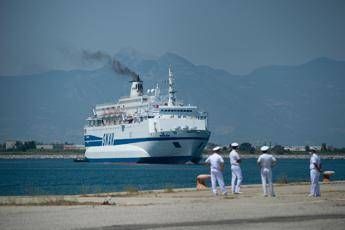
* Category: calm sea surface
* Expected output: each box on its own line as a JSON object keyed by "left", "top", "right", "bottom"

{"left": 0, "top": 158, "right": 344, "bottom": 196}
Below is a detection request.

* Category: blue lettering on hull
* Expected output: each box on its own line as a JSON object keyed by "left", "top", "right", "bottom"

{"left": 84, "top": 135, "right": 209, "bottom": 147}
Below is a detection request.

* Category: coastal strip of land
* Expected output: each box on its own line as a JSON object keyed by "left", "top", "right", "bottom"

{"left": 0, "top": 153, "right": 83, "bottom": 159}
{"left": 0, "top": 182, "right": 344, "bottom": 230}
{"left": 1, "top": 153, "right": 345, "bottom": 159}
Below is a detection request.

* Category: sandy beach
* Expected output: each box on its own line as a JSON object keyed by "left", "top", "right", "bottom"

{"left": 0, "top": 181, "right": 344, "bottom": 230}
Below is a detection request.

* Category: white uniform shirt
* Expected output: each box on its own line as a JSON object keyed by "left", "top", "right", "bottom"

{"left": 229, "top": 150, "right": 240, "bottom": 166}
{"left": 205, "top": 153, "right": 224, "bottom": 171}
{"left": 310, "top": 153, "right": 321, "bottom": 170}
{"left": 257, "top": 154, "right": 276, "bottom": 169}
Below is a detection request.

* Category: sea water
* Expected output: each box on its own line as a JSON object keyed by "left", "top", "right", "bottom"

{"left": 0, "top": 158, "right": 344, "bottom": 196}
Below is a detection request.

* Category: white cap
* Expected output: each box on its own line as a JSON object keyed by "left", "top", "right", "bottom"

{"left": 260, "top": 146, "right": 269, "bottom": 152}
{"left": 231, "top": 142, "right": 239, "bottom": 147}
{"left": 309, "top": 147, "right": 316, "bottom": 152}
{"left": 213, "top": 146, "right": 221, "bottom": 151}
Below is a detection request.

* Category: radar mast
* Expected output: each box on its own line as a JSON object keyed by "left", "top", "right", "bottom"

{"left": 168, "top": 66, "right": 176, "bottom": 106}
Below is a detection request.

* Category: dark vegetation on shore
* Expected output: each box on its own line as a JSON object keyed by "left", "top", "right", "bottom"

{"left": 204, "top": 142, "right": 345, "bottom": 155}
{"left": 0, "top": 141, "right": 84, "bottom": 155}
{"left": 1, "top": 141, "right": 345, "bottom": 156}
{"left": 0, "top": 149, "right": 84, "bottom": 155}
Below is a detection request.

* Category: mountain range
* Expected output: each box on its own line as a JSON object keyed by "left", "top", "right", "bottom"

{"left": 1, "top": 48, "right": 345, "bottom": 147}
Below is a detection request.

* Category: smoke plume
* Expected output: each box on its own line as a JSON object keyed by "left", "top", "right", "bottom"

{"left": 111, "top": 59, "right": 139, "bottom": 81}
{"left": 81, "top": 50, "right": 140, "bottom": 81}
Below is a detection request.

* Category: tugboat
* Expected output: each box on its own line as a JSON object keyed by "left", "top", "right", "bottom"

{"left": 73, "top": 156, "right": 89, "bottom": 162}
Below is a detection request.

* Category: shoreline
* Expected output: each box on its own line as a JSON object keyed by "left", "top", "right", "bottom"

{"left": 1, "top": 181, "right": 345, "bottom": 230}
{"left": 1, "top": 154, "right": 345, "bottom": 159}
{"left": 0, "top": 154, "right": 83, "bottom": 159}
{"left": 235, "top": 154, "right": 345, "bottom": 159}
{"left": 1, "top": 180, "right": 343, "bottom": 202}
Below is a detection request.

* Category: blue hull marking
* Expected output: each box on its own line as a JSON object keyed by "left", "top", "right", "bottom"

{"left": 87, "top": 156, "right": 194, "bottom": 164}
{"left": 84, "top": 135, "right": 209, "bottom": 147}
{"left": 84, "top": 135, "right": 102, "bottom": 141}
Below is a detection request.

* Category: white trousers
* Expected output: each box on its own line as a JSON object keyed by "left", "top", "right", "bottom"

{"left": 310, "top": 169, "right": 320, "bottom": 197}
{"left": 210, "top": 170, "right": 227, "bottom": 195}
{"left": 231, "top": 165, "right": 243, "bottom": 193}
{"left": 261, "top": 168, "right": 275, "bottom": 196}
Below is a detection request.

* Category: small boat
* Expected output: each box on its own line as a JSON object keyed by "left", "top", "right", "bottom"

{"left": 73, "top": 157, "right": 89, "bottom": 162}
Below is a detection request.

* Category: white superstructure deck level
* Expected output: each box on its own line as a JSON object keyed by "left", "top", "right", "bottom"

{"left": 84, "top": 67, "right": 210, "bottom": 163}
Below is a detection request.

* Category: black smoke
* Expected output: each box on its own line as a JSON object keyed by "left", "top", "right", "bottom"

{"left": 112, "top": 59, "right": 139, "bottom": 82}
{"left": 81, "top": 50, "right": 140, "bottom": 81}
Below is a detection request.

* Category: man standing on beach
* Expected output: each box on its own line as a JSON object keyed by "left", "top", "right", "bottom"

{"left": 205, "top": 146, "right": 227, "bottom": 195}
{"left": 257, "top": 146, "right": 277, "bottom": 197}
{"left": 309, "top": 148, "right": 322, "bottom": 197}
{"left": 229, "top": 142, "right": 243, "bottom": 194}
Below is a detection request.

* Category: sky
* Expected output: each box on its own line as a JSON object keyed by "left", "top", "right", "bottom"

{"left": 1, "top": 0, "right": 345, "bottom": 76}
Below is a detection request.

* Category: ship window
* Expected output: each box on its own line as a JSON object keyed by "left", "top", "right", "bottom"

{"left": 173, "top": 142, "right": 181, "bottom": 148}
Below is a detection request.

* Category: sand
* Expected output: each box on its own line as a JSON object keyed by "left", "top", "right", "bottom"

{"left": 0, "top": 182, "right": 345, "bottom": 230}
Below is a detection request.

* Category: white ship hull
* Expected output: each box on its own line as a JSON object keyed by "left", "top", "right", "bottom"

{"left": 83, "top": 67, "right": 210, "bottom": 164}
{"left": 85, "top": 130, "right": 210, "bottom": 163}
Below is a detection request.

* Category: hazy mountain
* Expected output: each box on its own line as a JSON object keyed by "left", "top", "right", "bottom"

{"left": 1, "top": 50, "right": 344, "bottom": 147}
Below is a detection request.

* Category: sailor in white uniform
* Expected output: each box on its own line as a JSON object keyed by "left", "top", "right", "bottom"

{"left": 257, "top": 146, "right": 277, "bottom": 197}
{"left": 309, "top": 148, "right": 321, "bottom": 197}
{"left": 205, "top": 146, "right": 227, "bottom": 195}
{"left": 229, "top": 142, "right": 243, "bottom": 194}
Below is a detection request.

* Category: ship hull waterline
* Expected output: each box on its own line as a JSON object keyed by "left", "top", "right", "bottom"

{"left": 84, "top": 132, "right": 210, "bottom": 164}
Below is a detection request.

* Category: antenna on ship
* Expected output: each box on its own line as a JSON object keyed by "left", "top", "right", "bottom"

{"left": 168, "top": 66, "right": 176, "bottom": 106}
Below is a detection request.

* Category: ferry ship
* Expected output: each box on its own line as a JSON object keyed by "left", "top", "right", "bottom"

{"left": 84, "top": 67, "right": 210, "bottom": 163}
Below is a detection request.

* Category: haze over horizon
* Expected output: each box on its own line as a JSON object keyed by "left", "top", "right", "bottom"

{"left": 1, "top": 0, "right": 345, "bottom": 76}
{"left": 1, "top": 0, "right": 345, "bottom": 148}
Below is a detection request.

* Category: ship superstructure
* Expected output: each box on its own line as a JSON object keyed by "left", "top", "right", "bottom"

{"left": 84, "top": 67, "right": 210, "bottom": 163}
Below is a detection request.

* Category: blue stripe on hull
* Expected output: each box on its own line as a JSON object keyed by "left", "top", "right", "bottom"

{"left": 85, "top": 136, "right": 209, "bottom": 147}
{"left": 87, "top": 156, "right": 193, "bottom": 164}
